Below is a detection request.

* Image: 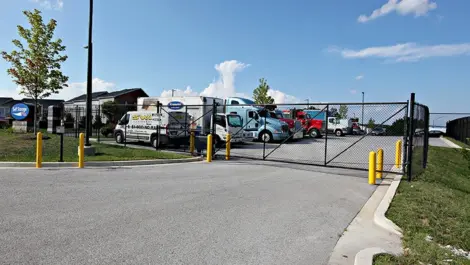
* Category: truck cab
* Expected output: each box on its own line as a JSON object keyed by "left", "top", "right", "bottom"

{"left": 210, "top": 113, "right": 244, "bottom": 146}
{"left": 326, "top": 117, "right": 350, "bottom": 136}
{"left": 288, "top": 109, "right": 323, "bottom": 138}
{"left": 272, "top": 109, "right": 304, "bottom": 140}
{"left": 224, "top": 97, "right": 290, "bottom": 143}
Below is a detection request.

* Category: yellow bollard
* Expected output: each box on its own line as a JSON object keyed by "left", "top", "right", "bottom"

{"left": 226, "top": 133, "right": 231, "bottom": 160}
{"left": 395, "top": 140, "right": 402, "bottom": 168}
{"left": 189, "top": 132, "right": 195, "bottom": 155}
{"left": 369, "top": 151, "right": 376, "bottom": 185}
{"left": 79, "top": 133, "right": 85, "bottom": 168}
{"left": 377, "top": 148, "right": 383, "bottom": 179}
{"left": 36, "top": 132, "right": 43, "bottom": 168}
{"left": 206, "top": 134, "right": 213, "bottom": 162}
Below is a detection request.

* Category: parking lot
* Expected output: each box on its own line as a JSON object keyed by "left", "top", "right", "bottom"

{"left": 218, "top": 135, "right": 404, "bottom": 172}
{"left": 0, "top": 162, "right": 375, "bottom": 265}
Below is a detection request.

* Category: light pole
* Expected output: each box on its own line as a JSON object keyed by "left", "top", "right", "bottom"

{"left": 171, "top": 89, "right": 176, "bottom": 97}
{"left": 433, "top": 116, "right": 446, "bottom": 127}
{"left": 85, "top": 0, "right": 93, "bottom": 147}
{"left": 305, "top": 99, "right": 309, "bottom": 109}
{"left": 361, "top": 92, "right": 365, "bottom": 130}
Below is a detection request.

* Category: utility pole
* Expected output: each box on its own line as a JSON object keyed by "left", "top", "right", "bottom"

{"left": 361, "top": 92, "right": 365, "bottom": 130}
{"left": 85, "top": 0, "right": 93, "bottom": 147}
{"left": 171, "top": 89, "right": 176, "bottom": 97}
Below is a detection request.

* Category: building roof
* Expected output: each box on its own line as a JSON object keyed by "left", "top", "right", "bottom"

{"left": 65, "top": 88, "right": 147, "bottom": 103}
{"left": 0, "top": 97, "right": 14, "bottom": 105}
{"left": 21, "top": 98, "right": 64, "bottom": 105}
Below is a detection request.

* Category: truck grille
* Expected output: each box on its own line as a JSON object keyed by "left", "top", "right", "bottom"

{"left": 281, "top": 125, "right": 289, "bottom": 132}
{"left": 294, "top": 121, "right": 302, "bottom": 131}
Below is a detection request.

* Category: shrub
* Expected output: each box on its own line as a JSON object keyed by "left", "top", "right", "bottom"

{"left": 100, "top": 125, "right": 114, "bottom": 137}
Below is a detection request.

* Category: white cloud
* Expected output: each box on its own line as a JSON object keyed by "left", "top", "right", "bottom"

{"left": 200, "top": 60, "right": 249, "bottom": 98}
{"left": 358, "top": 0, "right": 437, "bottom": 23}
{"left": 355, "top": 75, "right": 364, "bottom": 80}
{"left": 160, "top": 86, "right": 198, "bottom": 97}
{"left": 267, "top": 89, "right": 301, "bottom": 104}
{"left": 329, "top": 43, "right": 470, "bottom": 62}
{"left": 32, "top": 0, "right": 63, "bottom": 10}
{"left": 0, "top": 78, "right": 116, "bottom": 101}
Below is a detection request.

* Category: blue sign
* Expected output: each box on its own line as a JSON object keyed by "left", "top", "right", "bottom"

{"left": 10, "top": 103, "right": 30, "bottom": 120}
{"left": 168, "top": 101, "right": 184, "bottom": 110}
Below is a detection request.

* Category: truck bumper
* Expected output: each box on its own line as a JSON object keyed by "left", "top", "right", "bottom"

{"left": 273, "top": 132, "right": 290, "bottom": 141}
{"left": 292, "top": 130, "right": 304, "bottom": 140}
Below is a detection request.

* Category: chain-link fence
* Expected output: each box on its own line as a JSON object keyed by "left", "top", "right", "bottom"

{"left": 446, "top": 116, "right": 470, "bottom": 145}
{"left": 10, "top": 94, "right": 428, "bottom": 178}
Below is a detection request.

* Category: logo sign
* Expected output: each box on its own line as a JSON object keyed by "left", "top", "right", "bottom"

{"left": 10, "top": 103, "right": 30, "bottom": 120}
{"left": 168, "top": 101, "right": 184, "bottom": 110}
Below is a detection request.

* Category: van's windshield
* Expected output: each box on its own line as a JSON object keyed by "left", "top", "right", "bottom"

{"left": 227, "top": 115, "right": 242, "bottom": 127}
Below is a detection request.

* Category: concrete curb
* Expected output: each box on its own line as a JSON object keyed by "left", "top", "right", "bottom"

{"left": 440, "top": 137, "right": 463, "bottom": 149}
{"left": 0, "top": 157, "right": 203, "bottom": 168}
{"left": 373, "top": 174, "right": 403, "bottom": 237}
{"left": 354, "top": 248, "right": 389, "bottom": 265}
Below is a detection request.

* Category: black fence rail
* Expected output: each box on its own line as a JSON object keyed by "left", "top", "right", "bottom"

{"left": 45, "top": 94, "right": 429, "bottom": 179}
{"left": 446, "top": 116, "right": 470, "bottom": 145}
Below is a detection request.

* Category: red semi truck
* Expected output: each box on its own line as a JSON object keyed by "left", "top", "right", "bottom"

{"left": 282, "top": 109, "right": 323, "bottom": 138}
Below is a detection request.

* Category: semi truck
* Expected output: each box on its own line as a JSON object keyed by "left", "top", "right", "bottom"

{"left": 303, "top": 110, "right": 350, "bottom": 136}
{"left": 224, "top": 97, "right": 290, "bottom": 143}
{"left": 272, "top": 109, "right": 304, "bottom": 140}
{"left": 282, "top": 109, "right": 323, "bottom": 138}
{"left": 136, "top": 96, "right": 246, "bottom": 146}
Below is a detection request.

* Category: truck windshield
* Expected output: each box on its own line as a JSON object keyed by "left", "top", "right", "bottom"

{"left": 227, "top": 115, "right": 242, "bottom": 127}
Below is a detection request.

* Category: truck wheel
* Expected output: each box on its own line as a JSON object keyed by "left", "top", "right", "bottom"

{"left": 309, "top": 129, "right": 319, "bottom": 138}
{"left": 151, "top": 135, "right": 158, "bottom": 148}
{"left": 259, "top": 131, "right": 273, "bottom": 143}
{"left": 115, "top": 132, "right": 124, "bottom": 144}
{"left": 335, "top": 130, "right": 343, "bottom": 137}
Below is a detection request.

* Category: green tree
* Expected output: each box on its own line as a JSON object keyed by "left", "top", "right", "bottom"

{"left": 338, "top": 105, "right": 348, "bottom": 119}
{"left": 368, "top": 118, "right": 376, "bottom": 129}
{"left": 101, "top": 101, "right": 118, "bottom": 124}
{"left": 1, "top": 9, "right": 68, "bottom": 134}
{"left": 253, "top": 78, "right": 274, "bottom": 105}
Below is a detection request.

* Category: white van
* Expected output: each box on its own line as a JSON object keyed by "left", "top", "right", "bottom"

{"left": 137, "top": 96, "right": 245, "bottom": 146}
{"left": 114, "top": 110, "right": 191, "bottom": 148}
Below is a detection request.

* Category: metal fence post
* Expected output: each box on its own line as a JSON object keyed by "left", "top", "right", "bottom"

{"left": 184, "top": 105, "right": 188, "bottom": 152}
{"left": 402, "top": 100, "right": 409, "bottom": 175}
{"left": 97, "top": 104, "right": 101, "bottom": 143}
{"left": 263, "top": 109, "right": 267, "bottom": 160}
{"left": 324, "top": 104, "right": 329, "bottom": 166}
{"left": 156, "top": 101, "right": 160, "bottom": 150}
{"left": 423, "top": 106, "right": 429, "bottom": 168}
{"left": 407, "top": 93, "right": 416, "bottom": 181}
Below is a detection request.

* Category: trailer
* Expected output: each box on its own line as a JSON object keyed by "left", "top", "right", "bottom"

{"left": 137, "top": 96, "right": 245, "bottom": 145}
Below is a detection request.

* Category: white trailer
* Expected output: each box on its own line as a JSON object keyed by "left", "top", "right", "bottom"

{"left": 137, "top": 96, "right": 245, "bottom": 145}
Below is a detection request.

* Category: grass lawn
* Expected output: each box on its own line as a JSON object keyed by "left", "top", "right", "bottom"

{"left": 374, "top": 146, "right": 470, "bottom": 265}
{"left": 445, "top": 136, "right": 470, "bottom": 149}
{"left": 0, "top": 130, "right": 190, "bottom": 162}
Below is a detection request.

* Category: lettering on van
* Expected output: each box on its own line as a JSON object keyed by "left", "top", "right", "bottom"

{"left": 131, "top": 113, "right": 161, "bottom": 121}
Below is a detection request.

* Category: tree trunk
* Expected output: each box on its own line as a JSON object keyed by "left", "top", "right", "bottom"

{"left": 33, "top": 97, "right": 38, "bottom": 134}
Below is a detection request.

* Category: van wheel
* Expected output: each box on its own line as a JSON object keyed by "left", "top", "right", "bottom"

{"left": 115, "top": 132, "right": 124, "bottom": 143}
{"left": 309, "top": 128, "right": 319, "bottom": 138}
{"left": 259, "top": 131, "right": 273, "bottom": 143}
{"left": 335, "top": 130, "right": 343, "bottom": 137}
{"left": 151, "top": 135, "right": 158, "bottom": 148}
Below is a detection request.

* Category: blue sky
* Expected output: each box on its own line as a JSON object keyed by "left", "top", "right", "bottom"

{"left": 1, "top": 0, "right": 469, "bottom": 113}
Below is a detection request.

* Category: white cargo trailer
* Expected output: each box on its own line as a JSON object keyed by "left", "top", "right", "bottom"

{"left": 137, "top": 96, "right": 245, "bottom": 145}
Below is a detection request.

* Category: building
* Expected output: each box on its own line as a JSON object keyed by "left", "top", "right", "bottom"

{"left": 0, "top": 97, "right": 64, "bottom": 124}
{"left": 63, "top": 88, "right": 148, "bottom": 124}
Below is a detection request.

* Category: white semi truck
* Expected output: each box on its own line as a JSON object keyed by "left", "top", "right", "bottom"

{"left": 136, "top": 96, "right": 246, "bottom": 146}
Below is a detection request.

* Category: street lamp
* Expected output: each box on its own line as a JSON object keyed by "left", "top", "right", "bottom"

{"left": 84, "top": 0, "right": 94, "bottom": 152}
{"left": 433, "top": 116, "right": 446, "bottom": 127}
{"left": 305, "top": 99, "right": 309, "bottom": 109}
{"left": 361, "top": 92, "right": 365, "bottom": 130}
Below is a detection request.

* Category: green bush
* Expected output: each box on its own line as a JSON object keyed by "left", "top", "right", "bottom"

{"left": 100, "top": 125, "right": 114, "bottom": 137}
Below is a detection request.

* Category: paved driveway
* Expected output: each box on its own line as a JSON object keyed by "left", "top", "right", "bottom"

{"left": 0, "top": 162, "right": 375, "bottom": 265}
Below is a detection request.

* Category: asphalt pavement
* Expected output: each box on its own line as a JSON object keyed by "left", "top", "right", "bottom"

{"left": 0, "top": 162, "right": 375, "bottom": 265}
